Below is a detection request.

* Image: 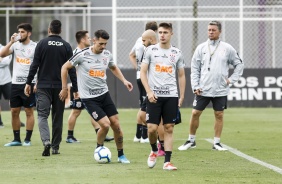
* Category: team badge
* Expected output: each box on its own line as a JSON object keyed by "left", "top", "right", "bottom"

{"left": 92, "top": 111, "right": 98, "bottom": 120}
{"left": 170, "top": 54, "right": 176, "bottom": 62}
{"left": 76, "top": 101, "right": 82, "bottom": 108}
{"left": 193, "top": 99, "right": 197, "bottom": 107}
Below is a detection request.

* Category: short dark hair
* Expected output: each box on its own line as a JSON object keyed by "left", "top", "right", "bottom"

{"left": 94, "top": 30, "right": 109, "bottom": 40}
{"left": 209, "top": 20, "right": 222, "bottom": 32}
{"left": 49, "top": 20, "right": 62, "bottom": 34}
{"left": 158, "top": 22, "right": 173, "bottom": 31}
{"left": 145, "top": 21, "right": 158, "bottom": 31}
{"left": 17, "top": 23, "right": 32, "bottom": 32}
{"left": 75, "top": 30, "right": 88, "bottom": 44}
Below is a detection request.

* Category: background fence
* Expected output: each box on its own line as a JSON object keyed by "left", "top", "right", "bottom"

{"left": 0, "top": 0, "right": 281, "bottom": 108}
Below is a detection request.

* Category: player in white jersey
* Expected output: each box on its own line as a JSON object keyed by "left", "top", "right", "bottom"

{"left": 60, "top": 29, "right": 133, "bottom": 163}
{"left": 140, "top": 23, "right": 186, "bottom": 170}
{"left": 129, "top": 21, "right": 158, "bottom": 144}
{"left": 0, "top": 44, "right": 12, "bottom": 127}
{"left": 0, "top": 23, "right": 37, "bottom": 146}
{"left": 66, "top": 30, "right": 114, "bottom": 143}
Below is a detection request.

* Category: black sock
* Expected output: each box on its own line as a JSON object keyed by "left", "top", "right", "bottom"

{"left": 118, "top": 149, "right": 124, "bottom": 157}
{"left": 95, "top": 128, "right": 100, "bottom": 134}
{"left": 164, "top": 151, "right": 172, "bottom": 163}
{"left": 67, "top": 130, "right": 74, "bottom": 138}
{"left": 159, "top": 140, "right": 164, "bottom": 151}
{"left": 0, "top": 114, "right": 2, "bottom": 122}
{"left": 141, "top": 125, "right": 148, "bottom": 139}
{"left": 13, "top": 130, "right": 21, "bottom": 142}
{"left": 136, "top": 124, "right": 142, "bottom": 138}
{"left": 24, "top": 130, "right": 33, "bottom": 142}
{"left": 96, "top": 143, "right": 103, "bottom": 148}
{"left": 150, "top": 143, "right": 158, "bottom": 152}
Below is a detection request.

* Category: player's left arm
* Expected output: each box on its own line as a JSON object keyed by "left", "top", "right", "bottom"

{"left": 228, "top": 47, "right": 244, "bottom": 84}
{"left": 109, "top": 65, "right": 133, "bottom": 92}
{"left": 178, "top": 67, "right": 186, "bottom": 107}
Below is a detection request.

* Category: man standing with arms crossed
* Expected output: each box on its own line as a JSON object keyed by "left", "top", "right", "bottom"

{"left": 178, "top": 20, "right": 244, "bottom": 151}
{"left": 66, "top": 30, "right": 114, "bottom": 143}
{"left": 140, "top": 23, "right": 186, "bottom": 170}
{"left": 0, "top": 23, "right": 36, "bottom": 146}
{"left": 60, "top": 29, "right": 132, "bottom": 163}
{"left": 25, "top": 20, "right": 78, "bottom": 156}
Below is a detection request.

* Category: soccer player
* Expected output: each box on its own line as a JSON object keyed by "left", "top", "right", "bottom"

{"left": 129, "top": 21, "right": 158, "bottom": 144}
{"left": 66, "top": 30, "right": 114, "bottom": 143}
{"left": 0, "top": 44, "right": 12, "bottom": 128}
{"left": 140, "top": 29, "right": 166, "bottom": 156}
{"left": 0, "top": 23, "right": 37, "bottom": 146}
{"left": 178, "top": 20, "right": 244, "bottom": 151}
{"left": 60, "top": 29, "right": 133, "bottom": 163}
{"left": 25, "top": 20, "right": 78, "bottom": 156}
{"left": 140, "top": 23, "right": 186, "bottom": 170}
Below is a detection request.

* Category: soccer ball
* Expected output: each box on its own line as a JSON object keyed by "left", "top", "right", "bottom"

{"left": 94, "top": 146, "right": 111, "bottom": 163}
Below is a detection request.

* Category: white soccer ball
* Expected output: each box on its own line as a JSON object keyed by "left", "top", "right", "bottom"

{"left": 94, "top": 146, "right": 111, "bottom": 163}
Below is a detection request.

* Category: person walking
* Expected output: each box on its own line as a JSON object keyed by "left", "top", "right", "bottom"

{"left": 178, "top": 20, "right": 244, "bottom": 151}
{"left": 140, "top": 23, "right": 186, "bottom": 170}
{"left": 24, "top": 20, "right": 78, "bottom": 156}
{"left": 60, "top": 29, "right": 133, "bottom": 163}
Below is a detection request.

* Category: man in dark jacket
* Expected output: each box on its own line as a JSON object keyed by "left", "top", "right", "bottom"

{"left": 25, "top": 20, "right": 78, "bottom": 156}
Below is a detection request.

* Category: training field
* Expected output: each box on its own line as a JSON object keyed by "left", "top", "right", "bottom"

{"left": 1, "top": 108, "right": 281, "bottom": 184}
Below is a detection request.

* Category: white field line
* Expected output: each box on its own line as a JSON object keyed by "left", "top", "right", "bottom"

{"left": 205, "top": 138, "right": 282, "bottom": 175}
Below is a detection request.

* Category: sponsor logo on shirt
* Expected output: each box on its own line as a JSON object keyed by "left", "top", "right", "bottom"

{"left": 48, "top": 41, "right": 63, "bottom": 46}
{"left": 16, "top": 76, "right": 27, "bottom": 82}
{"left": 88, "top": 69, "right": 105, "bottom": 77}
{"left": 16, "top": 56, "right": 31, "bottom": 64}
{"left": 104, "top": 51, "right": 109, "bottom": 56}
{"left": 89, "top": 88, "right": 105, "bottom": 95}
{"left": 153, "top": 86, "right": 170, "bottom": 95}
{"left": 94, "top": 59, "right": 101, "bottom": 63}
{"left": 155, "top": 64, "right": 172, "bottom": 73}
{"left": 171, "top": 49, "right": 178, "bottom": 54}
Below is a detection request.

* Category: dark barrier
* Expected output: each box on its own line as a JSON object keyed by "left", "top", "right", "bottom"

{"left": 1, "top": 68, "right": 281, "bottom": 111}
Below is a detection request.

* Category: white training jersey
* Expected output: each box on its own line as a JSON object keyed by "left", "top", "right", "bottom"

{"left": 0, "top": 44, "right": 12, "bottom": 85}
{"left": 142, "top": 43, "right": 185, "bottom": 97}
{"left": 131, "top": 37, "right": 145, "bottom": 79}
{"left": 69, "top": 47, "right": 116, "bottom": 99}
{"left": 10, "top": 41, "right": 37, "bottom": 84}
{"left": 73, "top": 47, "right": 82, "bottom": 55}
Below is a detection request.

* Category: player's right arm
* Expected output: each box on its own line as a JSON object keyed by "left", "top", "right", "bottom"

{"left": 140, "top": 62, "right": 157, "bottom": 103}
{"left": 0, "top": 33, "right": 20, "bottom": 57}
{"left": 60, "top": 61, "right": 74, "bottom": 101}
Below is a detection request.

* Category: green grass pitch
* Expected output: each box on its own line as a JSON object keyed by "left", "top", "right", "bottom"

{"left": 1, "top": 108, "right": 281, "bottom": 183}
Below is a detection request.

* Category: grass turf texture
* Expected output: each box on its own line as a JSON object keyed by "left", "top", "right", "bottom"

{"left": 1, "top": 108, "right": 281, "bottom": 184}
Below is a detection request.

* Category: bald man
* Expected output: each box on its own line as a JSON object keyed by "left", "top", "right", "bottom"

{"left": 142, "top": 30, "right": 158, "bottom": 47}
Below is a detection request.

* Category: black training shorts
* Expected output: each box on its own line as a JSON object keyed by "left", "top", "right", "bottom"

{"left": 146, "top": 97, "right": 178, "bottom": 125}
{"left": 192, "top": 95, "right": 227, "bottom": 111}
{"left": 0, "top": 82, "right": 11, "bottom": 100}
{"left": 10, "top": 84, "right": 36, "bottom": 108}
{"left": 81, "top": 92, "right": 118, "bottom": 122}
